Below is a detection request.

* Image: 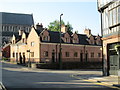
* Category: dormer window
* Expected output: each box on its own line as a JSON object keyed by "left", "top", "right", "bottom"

{"left": 65, "top": 38, "right": 70, "bottom": 43}
{"left": 72, "top": 33, "right": 79, "bottom": 44}
{"left": 64, "top": 33, "right": 70, "bottom": 43}
{"left": 89, "top": 35, "right": 95, "bottom": 45}
{"left": 96, "top": 40, "right": 101, "bottom": 45}
{"left": 41, "top": 30, "right": 50, "bottom": 42}
{"left": 96, "top": 36, "right": 101, "bottom": 45}
{"left": 73, "top": 38, "right": 78, "bottom": 43}
{"left": 90, "top": 40, "right": 95, "bottom": 45}
{"left": 12, "top": 40, "right": 15, "bottom": 44}
{"left": 43, "top": 36, "right": 49, "bottom": 41}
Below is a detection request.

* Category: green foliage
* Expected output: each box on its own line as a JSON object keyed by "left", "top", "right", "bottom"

{"left": 48, "top": 20, "right": 64, "bottom": 32}
{"left": 66, "top": 22, "right": 73, "bottom": 34}
{"left": 2, "top": 57, "right": 9, "bottom": 61}
{"left": 48, "top": 20, "right": 73, "bottom": 33}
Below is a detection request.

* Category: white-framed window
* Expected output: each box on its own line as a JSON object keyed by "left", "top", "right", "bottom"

{"left": 31, "top": 52, "right": 34, "bottom": 57}
{"left": 31, "top": 42, "right": 34, "bottom": 46}
{"left": 43, "top": 36, "right": 49, "bottom": 41}
{"left": 118, "top": 6, "right": 120, "bottom": 23}
{"left": 73, "top": 38, "right": 78, "bottom": 43}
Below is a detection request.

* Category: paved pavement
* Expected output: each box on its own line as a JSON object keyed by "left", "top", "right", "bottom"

{"left": 1, "top": 61, "right": 120, "bottom": 90}
{"left": 73, "top": 74, "right": 119, "bottom": 89}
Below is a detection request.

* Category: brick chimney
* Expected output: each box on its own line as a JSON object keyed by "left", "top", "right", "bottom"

{"left": 61, "top": 25, "right": 68, "bottom": 33}
{"left": 84, "top": 28, "right": 91, "bottom": 36}
{"left": 19, "top": 30, "right": 24, "bottom": 36}
{"left": 35, "top": 23, "right": 43, "bottom": 31}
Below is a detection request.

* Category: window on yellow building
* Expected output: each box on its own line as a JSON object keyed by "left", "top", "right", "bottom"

{"left": 22, "top": 38, "right": 25, "bottom": 43}
{"left": 31, "top": 42, "right": 34, "bottom": 46}
{"left": 31, "top": 52, "right": 34, "bottom": 57}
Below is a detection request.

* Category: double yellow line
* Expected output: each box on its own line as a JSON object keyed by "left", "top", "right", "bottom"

{"left": 70, "top": 74, "right": 120, "bottom": 90}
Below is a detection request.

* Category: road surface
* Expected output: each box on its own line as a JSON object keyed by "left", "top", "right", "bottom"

{"left": 1, "top": 62, "right": 118, "bottom": 90}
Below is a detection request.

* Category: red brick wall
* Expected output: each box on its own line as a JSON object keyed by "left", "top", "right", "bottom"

{"left": 40, "top": 43, "right": 102, "bottom": 63}
{"left": 2, "top": 45, "right": 10, "bottom": 58}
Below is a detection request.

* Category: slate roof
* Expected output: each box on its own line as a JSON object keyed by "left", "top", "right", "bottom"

{"left": 48, "top": 31, "right": 61, "bottom": 43}
{"left": 36, "top": 29, "right": 44, "bottom": 36}
{"left": 39, "top": 29, "right": 101, "bottom": 46}
{"left": 11, "top": 31, "right": 29, "bottom": 43}
{"left": 2, "top": 32, "right": 15, "bottom": 36}
{"left": 0, "top": 12, "right": 34, "bottom": 25}
{"left": 77, "top": 34, "right": 89, "bottom": 45}
{"left": 13, "top": 33, "right": 22, "bottom": 42}
{"left": 40, "top": 30, "right": 97, "bottom": 45}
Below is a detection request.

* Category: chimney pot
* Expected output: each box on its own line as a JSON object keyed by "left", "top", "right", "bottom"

{"left": 84, "top": 29, "right": 91, "bottom": 36}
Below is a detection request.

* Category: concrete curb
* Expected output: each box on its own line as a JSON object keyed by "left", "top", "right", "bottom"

{"left": 88, "top": 77, "right": 120, "bottom": 89}
{"left": 0, "top": 82, "right": 6, "bottom": 90}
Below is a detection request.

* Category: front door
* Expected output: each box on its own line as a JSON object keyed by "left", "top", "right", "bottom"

{"left": 52, "top": 52, "right": 55, "bottom": 63}
{"left": 85, "top": 53, "right": 88, "bottom": 62}
{"left": 109, "top": 55, "right": 118, "bottom": 75}
{"left": 80, "top": 53, "right": 83, "bottom": 62}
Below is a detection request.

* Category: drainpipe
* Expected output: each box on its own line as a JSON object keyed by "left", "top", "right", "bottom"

{"left": 100, "top": 10, "right": 107, "bottom": 76}
{"left": 56, "top": 44, "right": 58, "bottom": 63}
{"left": 40, "top": 43, "right": 41, "bottom": 63}
{"left": 84, "top": 45, "right": 86, "bottom": 62}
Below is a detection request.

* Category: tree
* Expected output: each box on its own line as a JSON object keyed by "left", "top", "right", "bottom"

{"left": 66, "top": 22, "right": 73, "bottom": 34}
{"left": 48, "top": 20, "right": 73, "bottom": 33}
{"left": 48, "top": 20, "right": 64, "bottom": 32}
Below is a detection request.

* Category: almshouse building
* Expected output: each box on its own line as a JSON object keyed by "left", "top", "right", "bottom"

{"left": 10, "top": 23, "right": 102, "bottom": 64}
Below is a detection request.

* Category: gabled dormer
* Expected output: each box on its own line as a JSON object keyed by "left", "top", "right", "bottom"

{"left": 96, "top": 35, "right": 102, "bottom": 45}
{"left": 88, "top": 35, "right": 95, "bottom": 45}
{"left": 21, "top": 32, "right": 27, "bottom": 43}
{"left": 72, "top": 32, "right": 79, "bottom": 43}
{"left": 40, "top": 28, "right": 50, "bottom": 42}
{"left": 11, "top": 35, "right": 16, "bottom": 44}
{"left": 63, "top": 32, "right": 71, "bottom": 43}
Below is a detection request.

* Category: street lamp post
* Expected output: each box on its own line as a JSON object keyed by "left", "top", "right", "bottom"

{"left": 59, "top": 14, "right": 63, "bottom": 69}
{"left": 27, "top": 49, "right": 31, "bottom": 68}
